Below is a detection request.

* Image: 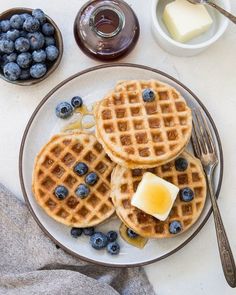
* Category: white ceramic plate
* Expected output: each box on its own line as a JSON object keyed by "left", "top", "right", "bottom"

{"left": 19, "top": 64, "right": 223, "bottom": 267}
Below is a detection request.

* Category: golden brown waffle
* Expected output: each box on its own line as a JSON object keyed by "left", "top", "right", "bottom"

{"left": 32, "top": 132, "right": 116, "bottom": 227}
{"left": 111, "top": 151, "right": 207, "bottom": 238}
{"left": 95, "top": 80, "right": 192, "bottom": 168}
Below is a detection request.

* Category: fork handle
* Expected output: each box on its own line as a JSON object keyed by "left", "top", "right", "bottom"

{"left": 207, "top": 1, "right": 236, "bottom": 24}
{"left": 206, "top": 173, "right": 236, "bottom": 288}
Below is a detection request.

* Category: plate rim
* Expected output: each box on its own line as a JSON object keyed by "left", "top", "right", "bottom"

{"left": 19, "top": 63, "right": 224, "bottom": 267}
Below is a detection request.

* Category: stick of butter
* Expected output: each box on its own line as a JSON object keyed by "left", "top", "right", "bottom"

{"left": 163, "top": 0, "right": 213, "bottom": 43}
{"left": 131, "top": 172, "right": 179, "bottom": 221}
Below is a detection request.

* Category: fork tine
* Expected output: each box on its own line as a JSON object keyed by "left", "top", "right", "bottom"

{"left": 192, "top": 109, "right": 207, "bottom": 154}
{"left": 198, "top": 109, "right": 217, "bottom": 155}
{"left": 191, "top": 110, "right": 204, "bottom": 156}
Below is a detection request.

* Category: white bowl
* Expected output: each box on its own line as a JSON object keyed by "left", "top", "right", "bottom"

{"left": 151, "top": 0, "right": 230, "bottom": 56}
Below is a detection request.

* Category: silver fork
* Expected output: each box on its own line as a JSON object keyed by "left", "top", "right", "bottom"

{"left": 191, "top": 109, "right": 236, "bottom": 288}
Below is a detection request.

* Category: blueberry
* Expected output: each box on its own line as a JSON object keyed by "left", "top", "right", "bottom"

{"left": 21, "top": 13, "right": 31, "bottom": 22}
{"left": 45, "top": 45, "right": 59, "bottom": 61}
{"left": 169, "top": 220, "right": 182, "bottom": 234}
{"left": 23, "top": 16, "right": 40, "bottom": 33}
{"left": 54, "top": 185, "right": 68, "bottom": 200}
{"left": 107, "top": 231, "right": 118, "bottom": 242}
{"left": 90, "top": 232, "right": 109, "bottom": 249}
{"left": 71, "top": 96, "right": 83, "bottom": 108}
{"left": 19, "top": 68, "right": 30, "bottom": 80}
{"left": 75, "top": 184, "right": 90, "bottom": 199}
{"left": 30, "top": 63, "right": 47, "bottom": 78}
{"left": 28, "top": 32, "right": 45, "bottom": 50}
{"left": 0, "top": 33, "right": 7, "bottom": 40}
{"left": 175, "top": 157, "right": 188, "bottom": 172}
{"left": 32, "top": 49, "right": 46, "bottom": 63}
{"left": 10, "top": 14, "right": 24, "bottom": 30}
{"left": 55, "top": 102, "right": 73, "bottom": 119}
{"left": 1, "top": 53, "right": 17, "bottom": 67}
{"left": 1, "top": 20, "right": 11, "bottom": 32}
{"left": 19, "top": 30, "right": 28, "bottom": 38}
{"left": 45, "top": 36, "right": 56, "bottom": 46}
{"left": 179, "top": 187, "right": 194, "bottom": 202}
{"left": 107, "top": 241, "right": 120, "bottom": 255}
{"left": 85, "top": 172, "right": 99, "bottom": 186}
{"left": 0, "top": 39, "right": 14, "bottom": 54}
{"left": 42, "top": 22, "right": 55, "bottom": 36}
{"left": 127, "top": 228, "right": 138, "bottom": 238}
{"left": 15, "top": 37, "right": 30, "bottom": 52}
{"left": 3, "top": 62, "right": 21, "bottom": 81}
{"left": 83, "top": 227, "right": 95, "bottom": 236}
{"left": 32, "top": 9, "right": 46, "bottom": 25}
{"left": 70, "top": 227, "right": 83, "bottom": 238}
{"left": 6, "top": 29, "right": 20, "bottom": 41}
{"left": 142, "top": 88, "right": 156, "bottom": 102}
{"left": 17, "top": 52, "right": 32, "bottom": 69}
{"left": 74, "top": 162, "right": 88, "bottom": 176}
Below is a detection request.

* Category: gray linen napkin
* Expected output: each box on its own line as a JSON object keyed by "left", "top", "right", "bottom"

{"left": 0, "top": 184, "right": 155, "bottom": 295}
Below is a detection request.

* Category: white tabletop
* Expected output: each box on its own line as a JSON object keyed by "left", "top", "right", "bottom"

{"left": 1, "top": 0, "right": 236, "bottom": 294}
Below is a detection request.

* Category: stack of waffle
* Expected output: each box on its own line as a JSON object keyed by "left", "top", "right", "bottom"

{"left": 32, "top": 79, "right": 206, "bottom": 238}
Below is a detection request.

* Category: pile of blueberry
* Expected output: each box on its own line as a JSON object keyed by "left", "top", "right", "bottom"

{"left": 0, "top": 8, "right": 59, "bottom": 81}
{"left": 56, "top": 96, "right": 83, "bottom": 119}
{"left": 71, "top": 227, "right": 120, "bottom": 255}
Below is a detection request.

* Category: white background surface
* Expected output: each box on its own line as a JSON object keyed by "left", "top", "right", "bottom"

{"left": 0, "top": 0, "right": 235, "bottom": 294}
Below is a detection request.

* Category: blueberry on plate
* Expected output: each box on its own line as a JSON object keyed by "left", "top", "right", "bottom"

{"left": 28, "top": 32, "right": 45, "bottom": 50}
{"left": 32, "top": 49, "right": 46, "bottom": 63}
{"left": 107, "top": 241, "right": 120, "bottom": 255}
{"left": 90, "top": 232, "right": 108, "bottom": 249}
{"left": 54, "top": 185, "right": 68, "bottom": 200}
{"left": 1, "top": 20, "right": 11, "bottom": 32}
{"left": 45, "top": 45, "right": 59, "bottom": 61}
{"left": 127, "top": 228, "right": 138, "bottom": 238}
{"left": 23, "top": 16, "right": 40, "bottom": 33}
{"left": 70, "top": 227, "right": 83, "bottom": 238}
{"left": 2, "top": 53, "right": 17, "bottom": 64}
{"left": 10, "top": 14, "right": 24, "bottom": 30}
{"left": 6, "top": 29, "right": 20, "bottom": 41}
{"left": 71, "top": 96, "right": 83, "bottom": 108}
{"left": 85, "top": 172, "right": 99, "bottom": 186}
{"left": 107, "top": 231, "right": 118, "bottom": 242}
{"left": 32, "top": 9, "right": 46, "bottom": 25}
{"left": 83, "top": 227, "right": 95, "bottom": 236}
{"left": 142, "top": 88, "right": 155, "bottom": 102}
{"left": 175, "top": 157, "right": 188, "bottom": 172}
{"left": 75, "top": 184, "right": 90, "bottom": 199}
{"left": 19, "top": 69, "right": 31, "bottom": 80}
{"left": 45, "top": 36, "right": 56, "bottom": 47}
{"left": 74, "top": 162, "right": 88, "bottom": 176}
{"left": 3, "top": 62, "right": 21, "bottom": 81}
{"left": 15, "top": 37, "right": 30, "bottom": 52}
{"left": 30, "top": 63, "right": 47, "bottom": 79}
{"left": 0, "top": 39, "right": 14, "bottom": 54}
{"left": 169, "top": 220, "right": 182, "bottom": 234}
{"left": 179, "top": 187, "right": 194, "bottom": 202}
{"left": 17, "top": 52, "right": 32, "bottom": 69}
{"left": 42, "top": 22, "right": 55, "bottom": 36}
{"left": 55, "top": 102, "right": 73, "bottom": 119}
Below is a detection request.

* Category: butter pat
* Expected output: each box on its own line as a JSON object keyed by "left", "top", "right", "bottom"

{"left": 163, "top": 0, "right": 213, "bottom": 43}
{"left": 131, "top": 172, "right": 179, "bottom": 221}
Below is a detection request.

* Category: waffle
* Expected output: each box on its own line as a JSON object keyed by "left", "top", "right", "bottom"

{"left": 32, "top": 132, "right": 116, "bottom": 227}
{"left": 95, "top": 79, "right": 192, "bottom": 168}
{"left": 111, "top": 151, "right": 207, "bottom": 238}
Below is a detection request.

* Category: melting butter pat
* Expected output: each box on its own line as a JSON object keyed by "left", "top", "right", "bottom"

{"left": 131, "top": 172, "right": 179, "bottom": 221}
{"left": 163, "top": 0, "right": 213, "bottom": 43}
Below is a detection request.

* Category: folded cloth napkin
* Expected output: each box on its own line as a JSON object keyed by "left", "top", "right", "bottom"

{"left": 0, "top": 184, "right": 155, "bottom": 295}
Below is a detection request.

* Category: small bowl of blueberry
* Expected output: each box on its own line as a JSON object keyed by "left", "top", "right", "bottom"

{"left": 0, "top": 7, "right": 63, "bottom": 85}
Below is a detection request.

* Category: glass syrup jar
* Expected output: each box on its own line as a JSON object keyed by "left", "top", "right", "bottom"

{"left": 73, "top": 0, "right": 140, "bottom": 61}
